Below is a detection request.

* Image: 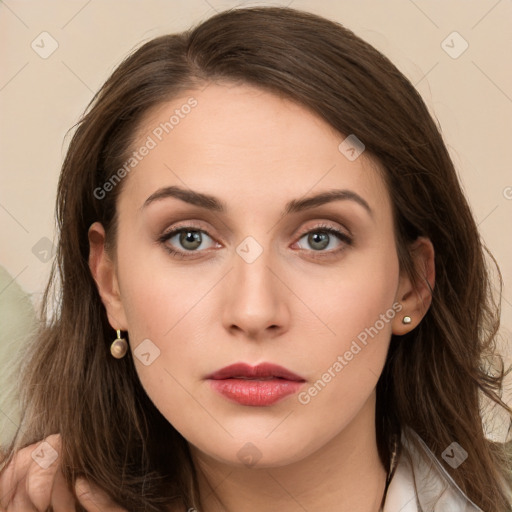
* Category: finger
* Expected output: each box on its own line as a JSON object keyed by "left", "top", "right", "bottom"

{"left": 0, "top": 455, "right": 20, "bottom": 508}
{"left": 5, "top": 460, "right": 38, "bottom": 512}
{"left": 75, "top": 478, "right": 128, "bottom": 512}
{"left": 24, "top": 435, "right": 62, "bottom": 512}
{"left": 49, "top": 466, "right": 75, "bottom": 512}
{"left": 9, "top": 489, "right": 39, "bottom": 512}
{"left": 0, "top": 442, "right": 35, "bottom": 509}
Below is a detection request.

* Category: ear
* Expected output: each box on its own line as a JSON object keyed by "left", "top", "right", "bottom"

{"left": 88, "top": 222, "right": 128, "bottom": 330}
{"left": 392, "top": 236, "right": 435, "bottom": 335}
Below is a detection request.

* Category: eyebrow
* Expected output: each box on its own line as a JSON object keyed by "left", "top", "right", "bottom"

{"left": 142, "top": 185, "right": 373, "bottom": 217}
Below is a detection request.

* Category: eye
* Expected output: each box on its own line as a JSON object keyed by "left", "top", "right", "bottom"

{"left": 158, "top": 222, "right": 353, "bottom": 260}
{"left": 294, "top": 223, "right": 353, "bottom": 257}
{"left": 158, "top": 225, "right": 218, "bottom": 258}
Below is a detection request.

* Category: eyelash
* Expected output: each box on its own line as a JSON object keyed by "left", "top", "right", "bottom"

{"left": 157, "top": 222, "right": 353, "bottom": 260}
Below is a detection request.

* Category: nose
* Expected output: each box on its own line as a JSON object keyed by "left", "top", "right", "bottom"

{"left": 222, "top": 243, "right": 290, "bottom": 341}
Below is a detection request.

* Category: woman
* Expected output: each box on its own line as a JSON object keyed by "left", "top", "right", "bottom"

{"left": 1, "top": 6, "right": 511, "bottom": 511}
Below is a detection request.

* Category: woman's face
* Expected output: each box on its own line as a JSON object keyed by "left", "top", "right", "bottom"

{"left": 93, "top": 82, "right": 409, "bottom": 468}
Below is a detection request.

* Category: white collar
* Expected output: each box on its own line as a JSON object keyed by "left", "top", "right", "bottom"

{"left": 384, "top": 427, "right": 487, "bottom": 511}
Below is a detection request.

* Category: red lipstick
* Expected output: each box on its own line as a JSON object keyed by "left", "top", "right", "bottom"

{"left": 206, "top": 362, "right": 305, "bottom": 406}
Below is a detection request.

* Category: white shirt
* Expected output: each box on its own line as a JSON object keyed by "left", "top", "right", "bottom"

{"left": 383, "top": 426, "right": 511, "bottom": 511}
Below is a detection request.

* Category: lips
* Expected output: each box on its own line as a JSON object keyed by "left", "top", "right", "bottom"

{"left": 205, "top": 362, "right": 305, "bottom": 382}
{"left": 206, "top": 362, "right": 306, "bottom": 406}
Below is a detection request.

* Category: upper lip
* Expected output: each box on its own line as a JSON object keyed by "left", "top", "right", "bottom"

{"left": 206, "top": 362, "right": 305, "bottom": 382}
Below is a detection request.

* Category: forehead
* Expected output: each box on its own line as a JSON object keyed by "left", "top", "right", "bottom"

{"left": 119, "top": 83, "right": 390, "bottom": 217}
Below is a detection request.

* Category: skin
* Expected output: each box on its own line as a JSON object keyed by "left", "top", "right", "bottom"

{"left": 90, "top": 83, "right": 432, "bottom": 511}
{"left": 0, "top": 434, "right": 125, "bottom": 511}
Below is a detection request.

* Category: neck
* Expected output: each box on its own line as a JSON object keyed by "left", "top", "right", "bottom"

{"left": 190, "top": 392, "right": 388, "bottom": 512}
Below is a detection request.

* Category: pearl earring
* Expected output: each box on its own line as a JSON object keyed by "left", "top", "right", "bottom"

{"left": 110, "top": 329, "right": 128, "bottom": 359}
{"left": 402, "top": 316, "right": 412, "bottom": 325}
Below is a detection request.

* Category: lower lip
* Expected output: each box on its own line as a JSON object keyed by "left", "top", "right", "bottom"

{"left": 208, "top": 378, "right": 304, "bottom": 406}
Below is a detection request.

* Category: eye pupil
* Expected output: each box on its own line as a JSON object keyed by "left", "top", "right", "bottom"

{"left": 180, "top": 230, "right": 202, "bottom": 250}
{"left": 308, "top": 232, "right": 329, "bottom": 250}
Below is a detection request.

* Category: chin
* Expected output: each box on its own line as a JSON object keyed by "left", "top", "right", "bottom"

{"left": 196, "top": 433, "right": 321, "bottom": 469}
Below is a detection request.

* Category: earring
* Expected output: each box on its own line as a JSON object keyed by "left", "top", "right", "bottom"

{"left": 110, "top": 329, "right": 128, "bottom": 359}
{"left": 402, "top": 316, "right": 412, "bottom": 325}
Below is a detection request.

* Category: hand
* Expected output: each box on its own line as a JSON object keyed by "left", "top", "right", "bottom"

{"left": 0, "top": 433, "right": 127, "bottom": 511}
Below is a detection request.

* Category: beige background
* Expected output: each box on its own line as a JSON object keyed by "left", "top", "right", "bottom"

{"left": 0, "top": 0, "right": 511, "bottom": 443}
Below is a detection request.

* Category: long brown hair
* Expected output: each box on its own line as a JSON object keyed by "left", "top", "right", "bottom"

{"left": 2, "top": 6, "right": 511, "bottom": 511}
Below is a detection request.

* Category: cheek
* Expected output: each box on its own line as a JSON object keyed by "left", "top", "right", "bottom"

{"left": 293, "top": 247, "right": 400, "bottom": 405}
{"left": 116, "top": 237, "right": 205, "bottom": 337}
{"left": 298, "top": 245, "right": 400, "bottom": 344}
{"left": 115, "top": 254, "right": 211, "bottom": 437}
